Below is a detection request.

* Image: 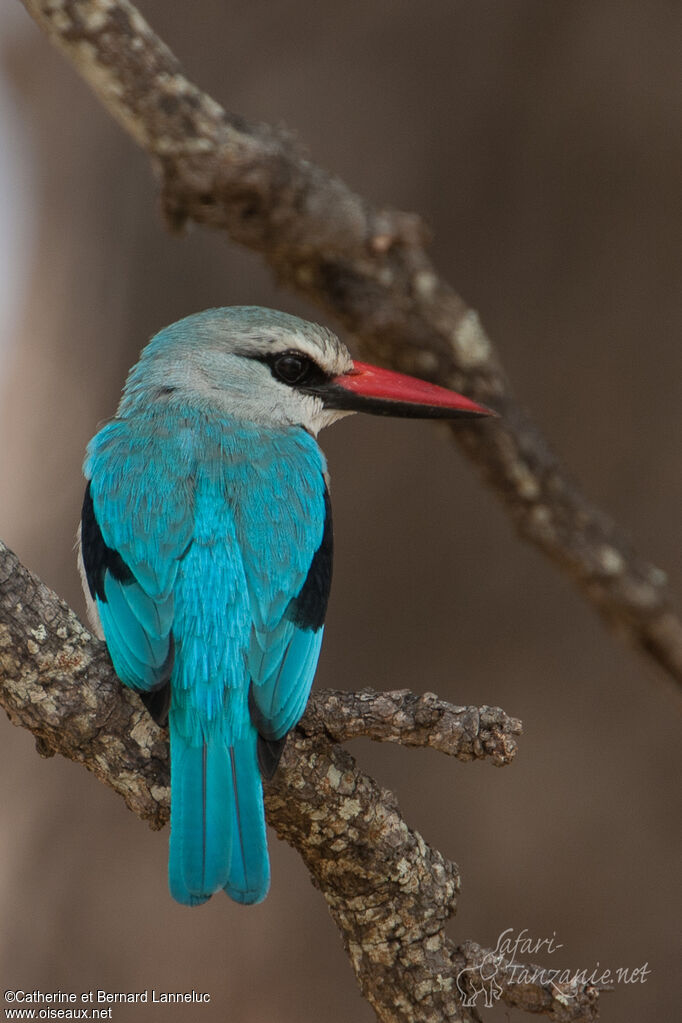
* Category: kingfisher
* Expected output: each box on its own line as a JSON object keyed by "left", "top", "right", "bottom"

{"left": 78, "top": 307, "right": 492, "bottom": 906}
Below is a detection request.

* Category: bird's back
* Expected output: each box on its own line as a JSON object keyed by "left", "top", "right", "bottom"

{"left": 83, "top": 402, "right": 330, "bottom": 904}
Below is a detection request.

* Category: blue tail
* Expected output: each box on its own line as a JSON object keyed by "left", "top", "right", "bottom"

{"left": 168, "top": 724, "right": 269, "bottom": 906}
{"left": 224, "top": 739, "right": 270, "bottom": 904}
{"left": 168, "top": 725, "right": 233, "bottom": 905}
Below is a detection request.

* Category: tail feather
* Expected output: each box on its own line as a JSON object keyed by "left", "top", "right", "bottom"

{"left": 168, "top": 726, "right": 233, "bottom": 905}
{"left": 224, "top": 739, "right": 270, "bottom": 904}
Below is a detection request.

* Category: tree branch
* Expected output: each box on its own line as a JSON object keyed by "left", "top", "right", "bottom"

{"left": 299, "top": 687, "right": 520, "bottom": 766}
{"left": 17, "top": 0, "right": 682, "bottom": 691}
{"left": 1, "top": 537, "right": 603, "bottom": 1020}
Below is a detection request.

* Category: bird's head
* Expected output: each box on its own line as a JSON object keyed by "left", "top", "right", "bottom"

{"left": 119, "top": 306, "right": 495, "bottom": 433}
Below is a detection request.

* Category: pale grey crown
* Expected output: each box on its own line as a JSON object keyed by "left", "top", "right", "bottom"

{"left": 117, "top": 307, "right": 354, "bottom": 434}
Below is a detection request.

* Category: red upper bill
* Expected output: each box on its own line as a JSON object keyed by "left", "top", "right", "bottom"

{"left": 329, "top": 361, "right": 496, "bottom": 419}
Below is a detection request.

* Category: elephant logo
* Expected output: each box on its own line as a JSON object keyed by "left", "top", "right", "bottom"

{"left": 456, "top": 952, "right": 503, "bottom": 1008}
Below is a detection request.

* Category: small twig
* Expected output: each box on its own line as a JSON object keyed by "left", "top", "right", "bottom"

{"left": 300, "top": 687, "right": 521, "bottom": 766}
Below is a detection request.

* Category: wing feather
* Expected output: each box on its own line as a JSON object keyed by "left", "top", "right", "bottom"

{"left": 242, "top": 439, "right": 332, "bottom": 749}
{"left": 81, "top": 418, "right": 195, "bottom": 694}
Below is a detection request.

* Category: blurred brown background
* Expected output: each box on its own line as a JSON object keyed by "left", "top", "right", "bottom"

{"left": 0, "top": 1, "right": 680, "bottom": 1020}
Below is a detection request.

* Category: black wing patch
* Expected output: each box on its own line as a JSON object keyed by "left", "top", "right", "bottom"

{"left": 286, "top": 482, "right": 333, "bottom": 632}
{"left": 256, "top": 735, "right": 288, "bottom": 780}
{"left": 248, "top": 686, "right": 287, "bottom": 778}
{"left": 249, "top": 687, "right": 292, "bottom": 773}
{"left": 139, "top": 635, "right": 175, "bottom": 727}
{"left": 140, "top": 682, "right": 172, "bottom": 728}
{"left": 80, "top": 482, "right": 133, "bottom": 601}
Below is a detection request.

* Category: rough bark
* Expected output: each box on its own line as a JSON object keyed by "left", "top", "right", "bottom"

{"left": 0, "top": 538, "right": 601, "bottom": 1020}
{"left": 17, "top": 0, "right": 682, "bottom": 692}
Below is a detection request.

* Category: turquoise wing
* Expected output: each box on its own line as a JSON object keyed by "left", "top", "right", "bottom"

{"left": 230, "top": 428, "right": 333, "bottom": 766}
{"left": 81, "top": 417, "right": 195, "bottom": 696}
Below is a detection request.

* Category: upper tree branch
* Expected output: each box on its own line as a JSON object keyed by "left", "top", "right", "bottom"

{"left": 18, "top": 0, "right": 682, "bottom": 691}
{"left": 2, "top": 537, "right": 602, "bottom": 1021}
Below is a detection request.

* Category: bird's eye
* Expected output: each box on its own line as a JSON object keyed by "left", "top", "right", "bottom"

{"left": 272, "top": 351, "right": 312, "bottom": 386}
